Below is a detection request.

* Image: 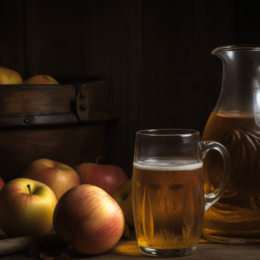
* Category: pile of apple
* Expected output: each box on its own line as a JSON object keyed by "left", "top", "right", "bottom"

{"left": 0, "top": 66, "right": 135, "bottom": 255}
{"left": 0, "top": 66, "right": 59, "bottom": 84}
{"left": 0, "top": 159, "right": 134, "bottom": 255}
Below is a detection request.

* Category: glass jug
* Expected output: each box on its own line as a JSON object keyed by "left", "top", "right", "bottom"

{"left": 202, "top": 45, "right": 260, "bottom": 244}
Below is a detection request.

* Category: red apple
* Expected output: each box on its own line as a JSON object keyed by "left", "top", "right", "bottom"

{"left": 53, "top": 184, "right": 125, "bottom": 255}
{"left": 75, "top": 163, "right": 128, "bottom": 195}
{"left": 22, "top": 159, "right": 81, "bottom": 200}
{"left": 0, "top": 178, "right": 57, "bottom": 237}
{"left": 0, "top": 177, "right": 5, "bottom": 190}
{"left": 22, "top": 75, "right": 58, "bottom": 84}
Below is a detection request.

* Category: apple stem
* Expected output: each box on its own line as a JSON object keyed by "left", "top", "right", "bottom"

{"left": 95, "top": 155, "right": 102, "bottom": 164}
{"left": 27, "top": 184, "right": 32, "bottom": 195}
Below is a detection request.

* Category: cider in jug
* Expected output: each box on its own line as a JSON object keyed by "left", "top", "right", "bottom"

{"left": 202, "top": 45, "right": 260, "bottom": 243}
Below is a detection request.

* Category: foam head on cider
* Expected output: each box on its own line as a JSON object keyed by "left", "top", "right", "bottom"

{"left": 134, "top": 159, "right": 203, "bottom": 171}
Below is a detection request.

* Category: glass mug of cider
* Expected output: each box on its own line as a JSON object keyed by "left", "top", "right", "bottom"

{"left": 132, "top": 129, "right": 230, "bottom": 257}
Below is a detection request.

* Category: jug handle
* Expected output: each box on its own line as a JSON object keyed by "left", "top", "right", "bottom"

{"left": 201, "top": 141, "right": 230, "bottom": 212}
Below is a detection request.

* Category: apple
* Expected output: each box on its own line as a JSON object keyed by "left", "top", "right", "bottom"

{"left": 75, "top": 163, "right": 128, "bottom": 195}
{"left": 22, "top": 75, "right": 59, "bottom": 84}
{"left": 112, "top": 179, "right": 134, "bottom": 228}
{"left": 0, "top": 177, "right": 5, "bottom": 190}
{"left": 53, "top": 184, "right": 125, "bottom": 255}
{"left": 0, "top": 178, "right": 57, "bottom": 237}
{"left": 22, "top": 159, "right": 81, "bottom": 200}
{"left": 0, "top": 66, "right": 23, "bottom": 84}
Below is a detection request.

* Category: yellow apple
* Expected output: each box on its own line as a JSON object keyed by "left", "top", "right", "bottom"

{"left": 112, "top": 179, "right": 134, "bottom": 228}
{"left": 0, "top": 66, "right": 23, "bottom": 84}
{"left": 53, "top": 184, "right": 125, "bottom": 255}
{"left": 22, "top": 159, "right": 81, "bottom": 200}
{"left": 22, "top": 75, "right": 59, "bottom": 84}
{"left": 0, "top": 178, "right": 57, "bottom": 237}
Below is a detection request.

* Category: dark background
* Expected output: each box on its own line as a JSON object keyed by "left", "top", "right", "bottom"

{"left": 0, "top": 0, "right": 259, "bottom": 177}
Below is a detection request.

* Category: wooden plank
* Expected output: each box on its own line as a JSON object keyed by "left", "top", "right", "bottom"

{"left": 1, "top": 236, "right": 260, "bottom": 259}
{"left": 0, "top": 0, "right": 25, "bottom": 77}
{"left": 0, "top": 232, "right": 63, "bottom": 257}
{"left": 0, "top": 85, "right": 74, "bottom": 114}
{"left": 0, "top": 124, "right": 108, "bottom": 182}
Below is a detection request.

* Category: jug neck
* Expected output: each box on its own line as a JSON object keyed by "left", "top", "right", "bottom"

{"left": 213, "top": 45, "right": 260, "bottom": 117}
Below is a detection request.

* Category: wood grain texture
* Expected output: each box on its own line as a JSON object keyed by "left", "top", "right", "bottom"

{"left": 0, "top": 232, "right": 63, "bottom": 257}
{"left": 24, "top": 0, "right": 89, "bottom": 77}
{"left": 0, "top": 0, "right": 253, "bottom": 178}
{"left": 1, "top": 234, "right": 260, "bottom": 259}
{"left": 0, "top": 123, "right": 111, "bottom": 182}
{"left": 0, "top": 0, "right": 25, "bottom": 77}
{"left": 118, "top": 0, "right": 237, "bottom": 175}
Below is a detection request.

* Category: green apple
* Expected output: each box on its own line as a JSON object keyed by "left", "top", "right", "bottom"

{"left": 112, "top": 179, "right": 134, "bottom": 228}
{"left": 0, "top": 178, "right": 57, "bottom": 237}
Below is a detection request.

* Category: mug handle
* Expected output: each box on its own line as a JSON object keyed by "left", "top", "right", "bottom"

{"left": 201, "top": 141, "right": 230, "bottom": 212}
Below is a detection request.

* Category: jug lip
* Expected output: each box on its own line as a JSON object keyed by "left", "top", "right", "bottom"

{"left": 212, "top": 44, "right": 260, "bottom": 55}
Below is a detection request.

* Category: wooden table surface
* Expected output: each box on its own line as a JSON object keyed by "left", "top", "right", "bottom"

{"left": 1, "top": 229, "right": 260, "bottom": 260}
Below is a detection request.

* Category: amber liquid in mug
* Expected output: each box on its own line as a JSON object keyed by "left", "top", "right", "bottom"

{"left": 203, "top": 112, "right": 260, "bottom": 239}
{"left": 132, "top": 159, "right": 204, "bottom": 250}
